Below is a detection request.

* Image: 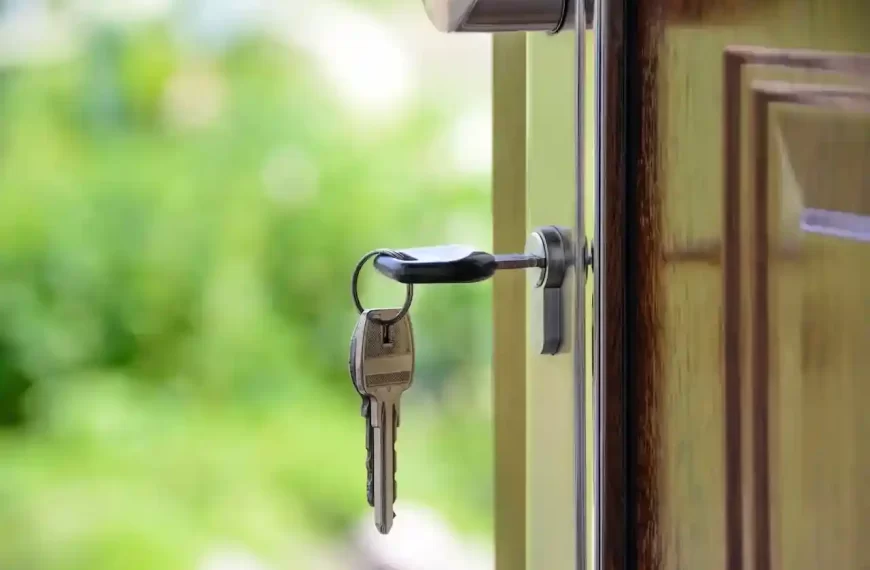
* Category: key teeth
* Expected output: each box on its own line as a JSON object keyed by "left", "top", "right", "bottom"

{"left": 361, "top": 395, "right": 375, "bottom": 507}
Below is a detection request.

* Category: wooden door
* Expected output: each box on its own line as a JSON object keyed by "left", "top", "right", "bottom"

{"left": 597, "top": 1, "right": 870, "bottom": 569}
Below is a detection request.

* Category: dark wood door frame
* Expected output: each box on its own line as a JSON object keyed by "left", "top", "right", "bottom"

{"left": 597, "top": 1, "right": 631, "bottom": 569}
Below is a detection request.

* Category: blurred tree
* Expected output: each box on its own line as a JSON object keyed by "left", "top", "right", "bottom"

{"left": 0, "top": 8, "right": 493, "bottom": 566}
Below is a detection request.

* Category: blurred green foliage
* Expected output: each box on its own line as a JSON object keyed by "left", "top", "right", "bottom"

{"left": 0, "top": 15, "right": 492, "bottom": 569}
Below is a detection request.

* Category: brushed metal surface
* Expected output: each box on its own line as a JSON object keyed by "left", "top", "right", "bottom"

{"left": 422, "top": 0, "right": 575, "bottom": 32}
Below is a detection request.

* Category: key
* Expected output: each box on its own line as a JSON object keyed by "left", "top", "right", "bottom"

{"left": 355, "top": 308, "right": 415, "bottom": 535}
{"left": 372, "top": 244, "right": 543, "bottom": 284}
{"left": 349, "top": 313, "right": 376, "bottom": 507}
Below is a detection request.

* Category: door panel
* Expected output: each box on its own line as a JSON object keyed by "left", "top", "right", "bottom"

{"left": 755, "top": 85, "right": 870, "bottom": 570}
{"left": 598, "top": 1, "right": 870, "bottom": 569}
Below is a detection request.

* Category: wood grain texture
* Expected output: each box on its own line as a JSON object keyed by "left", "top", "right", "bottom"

{"left": 661, "top": 0, "right": 775, "bottom": 22}
{"left": 598, "top": 1, "right": 627, "bottom": 569}
{"left": 750, "top": 83, "right": 870, "bottom": 570}
{"left": 601, "top": 1, "right": 870, "bottom": 570}
{"left": 722, "top": 49, "right": 744, "bottom": 570}
{"left": 724, "top": 47, "right": 870, "bottom": 570}
{"left": 628, "top": 2, "right": 664, "bottom": 570}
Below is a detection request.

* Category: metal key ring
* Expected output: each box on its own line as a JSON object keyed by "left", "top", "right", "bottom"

{"left": 351, "top": 249, "right": 414, "bottom": 326}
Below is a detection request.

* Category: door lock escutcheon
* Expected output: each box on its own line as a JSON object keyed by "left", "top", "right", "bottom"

{"left": 371, "top": 226, "right": 588, "bottom": 355}
{"left": 524, "top": 226, "right": 569, "bottom": 355}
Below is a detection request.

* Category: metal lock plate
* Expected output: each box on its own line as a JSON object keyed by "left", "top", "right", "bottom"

{"left": 525, "top": 226, "right": 572, "bottom": 355}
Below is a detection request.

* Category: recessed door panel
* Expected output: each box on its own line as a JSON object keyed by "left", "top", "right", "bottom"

{"left": 754, "top": 83, "right": 870, "bottom": 570}
{"left": 598, "top": 1, "right": 870, "bottom": 569}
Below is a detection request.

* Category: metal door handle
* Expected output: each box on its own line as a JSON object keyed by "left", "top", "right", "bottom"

{"left": 422, "top": 0, "right": 593, "bottom": 33}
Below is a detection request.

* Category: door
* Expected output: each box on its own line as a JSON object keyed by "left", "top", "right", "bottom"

{"left": 428, "top": 0, "right": 870, "bottom": 569}
{"left": 598, "top": 1, "right": 870, "bottom": 569}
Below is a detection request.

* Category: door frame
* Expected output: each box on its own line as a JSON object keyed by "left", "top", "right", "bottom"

{"left": 492, "top": 10, "right": 594, "bottom": 569}
{"left": 492, "top": 31, "right": 528, "bottom": 570}
{"left": 596, "top": 0, "right": 631, "bottom": 568}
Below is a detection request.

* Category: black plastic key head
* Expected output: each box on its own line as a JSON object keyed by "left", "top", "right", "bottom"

{"left": 373, "top": 245, "right": 498, "bottom": 284}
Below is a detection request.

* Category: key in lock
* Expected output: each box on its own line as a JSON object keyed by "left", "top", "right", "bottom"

{"left": 373, "top": 226, "right": 584, "bottom": 355}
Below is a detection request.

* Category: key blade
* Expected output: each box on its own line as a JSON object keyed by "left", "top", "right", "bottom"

{"left": 363, "top": 396, "right": 375, "bottom": 508}
{"left": 374, "top": 402, "right": 396, "bottom": 534}
{"left": 492, "top": 252, "right": 545, "bottom": 270}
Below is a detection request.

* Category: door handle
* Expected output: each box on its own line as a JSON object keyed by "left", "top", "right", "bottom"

{"left": 422, "top": 0, "right": 593, "bottom": 33}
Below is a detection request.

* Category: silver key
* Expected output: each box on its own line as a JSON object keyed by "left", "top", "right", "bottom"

{"left": 352, "top": 308, "right": 414, "bottom": 535}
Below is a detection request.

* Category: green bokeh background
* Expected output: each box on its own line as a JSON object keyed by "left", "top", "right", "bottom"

{"left": 0, "top": 2, "right": 492, "bottom": 567}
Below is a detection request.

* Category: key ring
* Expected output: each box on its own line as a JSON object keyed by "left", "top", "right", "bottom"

{"left": 351, "top": 249, "right": 414, "bottom": 326}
